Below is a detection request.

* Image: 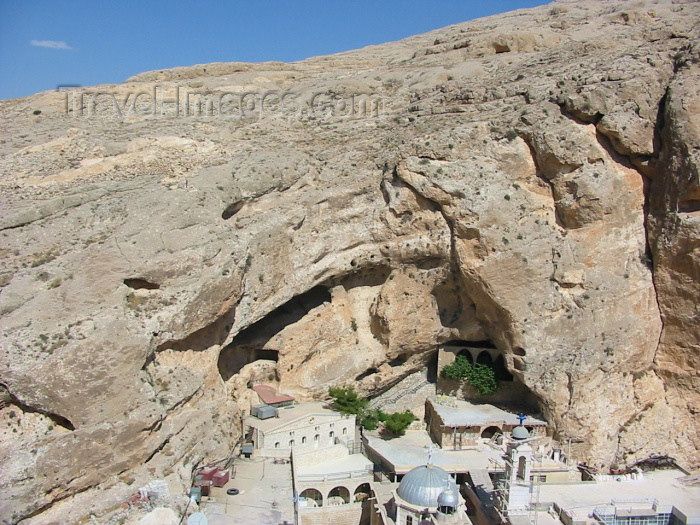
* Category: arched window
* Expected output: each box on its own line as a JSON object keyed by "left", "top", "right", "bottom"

{"left": 354, "top": 483, "right": 371, "bottom": 502}
{"left": 300, "top": 488, "right": 323, "bottom": 507}
{"left": 302, "top": 436, "right": 307, "bottom": 444}
{"left": 274, "top": 442, "right": 280, "bottom": 448}
{"left": 289, "top": 440, "right": 295, "bottom": 447}
{"left": 327, "top": 486, "right": 350, "bottom": 505}
{"left": 314, "top": 434, "right": 319, "bottom": 442}
{"left": 477, "top": 351, "right": 493, "bottom": 366}
{"left": 457, "top": 349, "right": 474, "bottom": 364}
{"left": 342, "top": 427, "right": 347, "bottom": 435}
{"left": 329, "top": 431, "right": 334, "bottom": 439}
{"left": 517, "top": 456, "right": 527, "bottom": 480}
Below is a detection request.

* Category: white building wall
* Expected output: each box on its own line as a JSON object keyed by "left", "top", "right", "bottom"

{"left": 260, "top": 414, "right": 355, "bottom": 453}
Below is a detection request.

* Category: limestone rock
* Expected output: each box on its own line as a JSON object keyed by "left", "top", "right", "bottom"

{"left": 0, "top": 1, "right": 699, "bottom": 523}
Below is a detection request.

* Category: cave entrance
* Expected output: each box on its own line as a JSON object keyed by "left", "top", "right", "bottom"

{"left": 437, "top": 340, "right": 536, "bottom": 412}
{"left": 481, "top": 426, "right": 502, "bottom": 439}
{"left": 217, "top": 285, "right": 331, "bottom": 381}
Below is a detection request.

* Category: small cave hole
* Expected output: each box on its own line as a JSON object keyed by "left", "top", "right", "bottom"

{"left": 513, "top": 347, "right": 526, "bottom": 357}
{"left": 355, "top": 368, "right": 379, "bottom": 381}
{"left": 222, "top": 200, "right": 246, "bottom": 220}
{"left": 123, "top": 278, "right": 160, "bottom": 290}
{"left": 388, "top": 355, "right": 407, "bottom": 367}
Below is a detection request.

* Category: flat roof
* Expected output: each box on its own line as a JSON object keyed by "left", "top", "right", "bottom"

{"left": 198, "top": 456, "right": 294, "bottom": 525}
{"left": 252, "top": 384, "right": 295, "bottom": 405}
{"left": 428, "top": 397, "right": 546, "bottom": 427}
{"left": 537, "top": 470, "right": 700, "bottom": 522}
{"left": 246, "top": 401, "right": 347, "bottom": 433}
{"left": 296, "top": 453, "right": 373, "bottom": 477}
{"left": 365, "top": 429, "right": 504, "bottom": 475}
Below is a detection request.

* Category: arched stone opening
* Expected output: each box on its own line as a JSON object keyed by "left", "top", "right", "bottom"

{"left": 457, "top": 349, "right": 474, "bottom": 364}
{"left": 328, "top": 486, "right": 350, "bottom": 505}
{"left": 517, "top": 456, "right": 527, "bottom": 481}
{"left": 300, "top": 488, "right": 323, "bottom": 507}
{"left": 481, "top": 426, "right": 501, "bottom": 439}
{"left": 476, "top": 351, "right": 493, "bottom": 366}
{"left": 354, "top": 483, "right": 371, "bottom": 502}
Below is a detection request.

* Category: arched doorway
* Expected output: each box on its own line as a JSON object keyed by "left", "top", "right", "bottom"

{"left": 476, "top": 351, "right": 494, "bottom": 366}
{"left": 327, "top": 486, "right": 350, "bottom": 505}
{"left": 517, "top": 456, "right": 527, "bottom": 481}
{"left": 354, "top": 483, "right": 371, "bottom": 502}
{"left": 457, "top": 349, "right": 474, "bottom": 363}
{"left": 481, "top": 426, "right": 501, "bottom": 439}
{"left": 300, "top": 488, "right": 323, "bottom": 507}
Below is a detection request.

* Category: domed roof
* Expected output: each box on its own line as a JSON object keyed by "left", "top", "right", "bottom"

{"left": 397, "top": 465, "right": 458, "bottom": 508}
{"left": 437, "top": 489, "right": 458, "bottom": 508}
{"left": 512, "top": 425, "right": 530, "bottom": 440}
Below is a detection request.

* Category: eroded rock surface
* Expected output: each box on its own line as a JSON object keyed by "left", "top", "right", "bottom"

{"left": 0, "top": 1, "right": 698, "bottom": 522}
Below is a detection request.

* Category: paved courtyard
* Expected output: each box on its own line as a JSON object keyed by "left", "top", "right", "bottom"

{"left": 198, "top": 457, "right": 295, "bottom": 525}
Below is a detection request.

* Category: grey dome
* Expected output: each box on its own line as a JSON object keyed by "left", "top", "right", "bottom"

{"left": 437, "top": 489, "right": 458, "bottom": 508}
{"left": 512, "top": 425, "right": 530, "bottom": 440}
{"left": 397, "top": 465, "right": 458, "bottom": 507}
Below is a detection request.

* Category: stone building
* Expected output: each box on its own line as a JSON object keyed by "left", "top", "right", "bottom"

{"left": 425, "top": 397, "right": 546, "bottom": 450}
{"left": 436, "top": 343, "right": 539, "bottom": 409}
{"left": 293, "top": 434, "right": 373, "bottom": 525}
{"left": 246, "top": 402, "right": 355, "bottom": 456}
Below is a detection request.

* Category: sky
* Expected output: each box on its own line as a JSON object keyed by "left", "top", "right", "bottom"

{"left": 0, "top": 1, "right": 549, "bottom": 101}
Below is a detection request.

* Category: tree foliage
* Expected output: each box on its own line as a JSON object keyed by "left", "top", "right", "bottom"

{"left": 360, "top": 409, "right": 385, "bottom": 430}
{"left": 328, "top": 386, "right": 368, "bottom": 415}
{"left": 440, "top": 355, "right": 498, "bottom": 395}
{"left": 382, "top": 410, "right": 417, "bottom": 436}
{"left": 329, "top": 388, "right": 416, "bottom": 436}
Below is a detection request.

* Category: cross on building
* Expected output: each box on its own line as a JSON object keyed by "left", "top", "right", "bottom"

{"left": 517, "top": 413, "right": 527, "bottom": 426}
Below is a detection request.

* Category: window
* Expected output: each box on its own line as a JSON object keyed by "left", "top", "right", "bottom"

{"left": 314, "top": 426, "right": 319, "bottom": 431}
{"left": 290, "top": 431, "right": 294, "bottom": 436}
{"left": 302, "top": 436, "right": 307, "bottom": 444}
{"left": 330, "top": 423, "right": 334, "bottom": 428}
{"left": 314, "top": 434, "right": 320, "bottom": 442}
{"left": 342, "top": 427, "right": 347, "bottom": 435}
{"left": 274, "top": 442, "right": 280, "bottom": 448}
{"left": 329, "top": 431, "right": 334, "bottom": 438}
{"left": 406, "top": 516, "right": 413, "bottom": 525}
{"left": 289, "top": 440, "right": 295, "bottom": 447}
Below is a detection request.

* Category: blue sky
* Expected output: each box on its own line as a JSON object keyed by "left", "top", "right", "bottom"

{"left": 0, "top": 1, "right": 549, "bottom": 101}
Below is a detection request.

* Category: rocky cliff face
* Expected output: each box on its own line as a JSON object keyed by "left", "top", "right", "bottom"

{"left": 1, "top": 0, "right": 698, "bottom": 522}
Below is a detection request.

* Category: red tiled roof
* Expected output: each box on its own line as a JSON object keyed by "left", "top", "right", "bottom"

{"left": 252, "top": 384, "right": 295, "bottom": 405}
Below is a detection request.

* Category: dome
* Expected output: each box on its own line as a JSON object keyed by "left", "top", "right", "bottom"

{"left": 512, "top": 425, "right": 530, "bottom": 440}
{"left": 397, "top": 465, "right": 458, "bottom": 508}
{"left": 437, "top": 489, "right": 458, "bottom": 508}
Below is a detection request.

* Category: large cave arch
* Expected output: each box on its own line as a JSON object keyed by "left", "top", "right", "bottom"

{"left": 217, "top": 286, "right": 331, "bottom": 381}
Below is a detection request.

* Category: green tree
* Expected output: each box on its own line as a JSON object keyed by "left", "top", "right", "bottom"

{"left": 360, "top": 409, "right": 385, "bottom": 430}
{"left": 328, "top": 386, "right": 368, "bottom": 415}
{"left": 441, "top": 355, "right": 498, "bottom": 396}
{"left": 382, "top": 410, "right": 417, "bottom": 436}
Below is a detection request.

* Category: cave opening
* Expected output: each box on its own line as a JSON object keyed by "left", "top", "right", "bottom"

{"left": 217, "top": 285, "right": 331, "bottom": 381}
{"left": 388, "top": 355, "right": 407, "bottom": 367}
{"left": 221, "top": 200, "right": 246, "bottom": 220}
{"left": 123, "top": 278, "right": 160, "bottom": 290}
{"left": 356, "top": 368, "right": 379, "bottom": 381}
{"left": 438, "top": 339, "right": 533, "bottom": 412}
